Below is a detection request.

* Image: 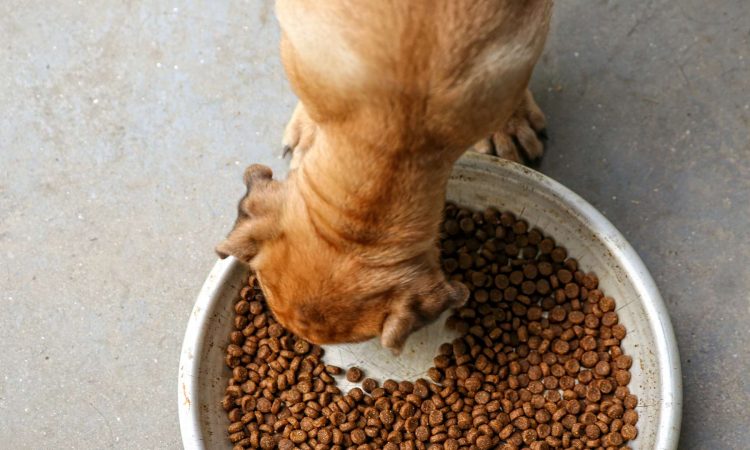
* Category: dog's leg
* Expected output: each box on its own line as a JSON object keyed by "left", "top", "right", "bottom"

{"left": 470, "top": 89, "right": 547, "bottom": 163}
{"left": 282, "top": 102, "right": 318, "bottom": 170}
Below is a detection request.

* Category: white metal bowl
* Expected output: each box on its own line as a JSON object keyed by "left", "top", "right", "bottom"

{"left": 178, "top": 152, "right": 682, "bottom": 449}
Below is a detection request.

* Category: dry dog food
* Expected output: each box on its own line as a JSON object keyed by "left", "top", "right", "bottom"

{"left": 222, "top": 204, "right": 639, "bottom": 449}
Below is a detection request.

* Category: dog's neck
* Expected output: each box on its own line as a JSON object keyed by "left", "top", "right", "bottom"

{"left": 292, "top": 127, "right": 459, "bottom": 263}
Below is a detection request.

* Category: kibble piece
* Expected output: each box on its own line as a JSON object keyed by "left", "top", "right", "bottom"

{"left": 621, "top": 423, "right": 638, "bottom": 440}
{"left": 475, "top": 390, "right": 491, "bottom": 404}
{"left": 290, "top": 429, "right": 307, "bottom": 444}
{"left": 361, "top": 378, "right": 378, "bottom": 393}
{"left": 623, "top": 409, "right": 638, "bottom": 425}
{"left": 351, "top": 428, "right": 367, "bottom": 444}
{"left": 325, "top": 365, "right": 343, "bottom": 375}
{"left": 476, "top": 435, "right": 493, "bottom": 450}
{"left": 615, "top": 355, "right": 633, "bottom": 370}
{"left": 594, "top": 361, "right": 611, "bottom": 377}
{"left": 459, "top": 217, "right": 475, "bottom": 233}
{"left": 615, "top": 369, "right": 632, "bottom": 386}
{"left": 346, "top": 367, "right": 364, "bottom": 383}
{"left": 612, "top": 324, "right": 627, "bottom": 340}
{"left": 444, "top": 219, "right": 460, "bottom": 235}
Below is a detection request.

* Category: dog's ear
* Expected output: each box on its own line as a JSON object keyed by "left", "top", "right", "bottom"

{"left": 215, "top": 222, "right": 260, "bottom": 265}
{"left": 380, "top": 278, "right": 468, "bottom": 354}
{"left": 424, "top": 280, "right": 469, "bottom": 314}
{"left": 216, "top": 164, "right": 282, "bottom": 265}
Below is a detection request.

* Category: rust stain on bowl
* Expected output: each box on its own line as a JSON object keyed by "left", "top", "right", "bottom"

{"left": 182, "top": 382, "right": 191, "bottom": 409}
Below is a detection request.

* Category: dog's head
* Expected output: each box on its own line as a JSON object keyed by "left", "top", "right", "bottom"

{"left": 216, "top": 164, "right": 467, "bottom": 353}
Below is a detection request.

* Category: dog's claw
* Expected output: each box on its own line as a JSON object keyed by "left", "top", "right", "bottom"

{"left": 469, "top": 89, "right": 547, "bottom": 164}
{"left": 282, "top": 144, "right": 293, "bottom": 159}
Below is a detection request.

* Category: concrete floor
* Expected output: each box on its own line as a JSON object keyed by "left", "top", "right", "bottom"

{"left": 1, "top": 0, "right": 747, "bottom": 448}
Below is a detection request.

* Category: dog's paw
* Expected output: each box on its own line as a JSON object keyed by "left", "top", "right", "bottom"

{"left": 380, "top": 278, "right": 469, "bottom": 354}
{"left": 282, "top": 102, "right": 318, "bottom": 169}
{"left": 216, "top": 164, "right": 283, "bottom": 264}
{"left": 470, "top": 89, "right": 547, "bottom": 164}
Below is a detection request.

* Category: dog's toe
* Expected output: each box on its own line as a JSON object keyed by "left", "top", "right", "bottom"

{"left": 469, "top": 89, "right": 547, "bottom": 165}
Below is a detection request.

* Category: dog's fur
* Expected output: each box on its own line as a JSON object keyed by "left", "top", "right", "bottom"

{"left": 217, "top": 0, "right": 553, "bottom": 352}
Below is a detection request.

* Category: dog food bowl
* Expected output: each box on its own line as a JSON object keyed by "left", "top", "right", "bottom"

{"left": 178, "top": 152, "right": 682, "bottom": 449}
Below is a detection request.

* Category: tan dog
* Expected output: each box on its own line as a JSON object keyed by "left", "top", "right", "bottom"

{"left": 217, "top": 0, "right": 553, "bottom": 353}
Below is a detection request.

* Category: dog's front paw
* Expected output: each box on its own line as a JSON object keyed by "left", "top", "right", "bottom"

{"left": 471, "top": 89, "right": 547, "bottom": 164}
{"left": 216, "top": 164, "right": 283, "bottom": 264}
{"left": 282, "top": 102, "right": 319, "bottom": 169}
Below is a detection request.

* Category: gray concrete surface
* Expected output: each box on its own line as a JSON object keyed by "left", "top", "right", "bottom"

{"left": 1, "top": 0, "right": 747, "bottom": 448}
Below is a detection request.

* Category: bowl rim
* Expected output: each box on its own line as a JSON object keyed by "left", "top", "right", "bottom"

{"left": 177, "top": 153, "right": 682, "bottom": 450}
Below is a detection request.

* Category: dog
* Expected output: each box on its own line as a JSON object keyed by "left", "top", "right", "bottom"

{"left": 216, "top": 0, "right": 552, "bottom": 353}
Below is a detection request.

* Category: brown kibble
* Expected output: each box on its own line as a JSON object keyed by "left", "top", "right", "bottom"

{"left": 444, "top": 219, "right": 460, "bottom": 235}
{"left": 608, "top": 403, "right": 624, "bottom": 419}
{"left": 325, "top": 365, "right": 343, "bottom": 375}
{"left": 564, "top": 283, "right": 579, "bottom": 299}
{"left": 551, "top": 340, "right": 570, "bottom": 355}
{"left": 603, "top": 432, "right": 624, "bottom": 446}
{"left": 458, "top": 252, "right": 473, "bottom": 269}
{"left": 568, "top": 310, "right": 585, "bottom": 324}
{"left": 290, "top": 429, "right": 307, "bottom": 444}
{"left": 599, "top": 296, "right": 616, "bottom": 312}
{"left": 614, "top": 369, "right": 632, "bottom": 386}
{"left": 350, "top": 429, "right": 367, "bottom": 444}
{"left": 444, "top": 438, "right": 459, "bottom": 450}
{"left": 598, "top": 378, "right": 614, "bottom": 394}
{"left": 601, "top": 311, "right": 618, "bottom": 326}
{"left": 362, "top": 378, "right": 377, "bottom": 393}
{"left": 557, "top": 269, "right": 573, "bottom": 284}
{"left": 398, "top": 380, "right": 414, "bottom": 394}
{"left": 459, "top": 217, "right": 475, "bottom": 233}
{"left": 539, "top": 239, "right": 555, "bottom": 254}
{"left": 380, "top": 409, "right": 395, "bottom": 426}
{"left": 580, "top": 335, "right": 597, "bottom": 351}
{"left": 226, "top": 344, "right": 243, "bottom": 358}
{"left": 382, "top": 378, "right": 398, "bottom": 393}
{"left": 475, "top": 391, "right": 491, "bottom": 405}
{"left": 494, "top": 274, "right": 510, "bottom": 289}
{"left": 551, "top": 247, "right": 567, "bottom": 262}
{"left": 623, "top": 409, "right": 638, "bottom": 425}
{"left": 476, "top": 435, "right": 493, "bottom": 450}
{"left": 621, "top": 423, "right": 638, "bottom": 440}
{"left": 585, "top": 424, "right": 601, "bottom": 439}
{"left": 615, "top": 355, "right": 633, "bottom": 370}
{"left": 346, "top": 367, "right": 363, "bottom": 383}
{"left": 399, "top": 402, "right": 415, "bottom": 418}
{"left": 549, "top": 306, "right": 567, "bottom": 322}
{"left": 594, "top": 361, "right": 611, "bottom": 377}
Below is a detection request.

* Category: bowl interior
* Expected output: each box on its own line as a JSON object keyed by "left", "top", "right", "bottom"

{"left": 178, "top": 153, "right": 681, "bottom": 449}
